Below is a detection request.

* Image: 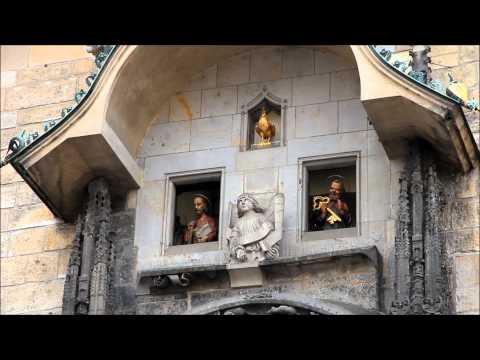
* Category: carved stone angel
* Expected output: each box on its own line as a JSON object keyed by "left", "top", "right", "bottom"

{"left": 226, "top": 193, "right": 284, "bottom": 263}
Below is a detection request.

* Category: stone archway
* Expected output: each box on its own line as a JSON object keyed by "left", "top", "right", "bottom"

{"left": 186, "top": 292, "right": 381, "bottom": 315}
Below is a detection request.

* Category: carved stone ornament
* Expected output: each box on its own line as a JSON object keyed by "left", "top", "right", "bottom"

{"left": 226, "top": 193, "right": 284, "bottom": 263}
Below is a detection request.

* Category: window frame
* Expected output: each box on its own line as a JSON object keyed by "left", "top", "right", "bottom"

{"left": 162, "top": 167, "right": 225, "bottom": 256}
{"left": 297, "top": 152, "right": 361, "bottom": 242}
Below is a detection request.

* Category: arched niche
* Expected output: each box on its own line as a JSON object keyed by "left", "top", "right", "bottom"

{"left": 239, "top": 86, "right": 288, "bottom": 151}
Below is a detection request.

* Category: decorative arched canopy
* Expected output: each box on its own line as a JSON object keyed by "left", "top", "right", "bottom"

{"left": 2, "top": 45, "right": 478, "bottom": 220}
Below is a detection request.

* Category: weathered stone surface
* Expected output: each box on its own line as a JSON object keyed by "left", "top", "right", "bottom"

{"left": 2, "top": 227, "right": 48, "bottom": 257}
{"left": 1, "top": 71, "right": 16, "bottom": 88}
{"left": 1, "top": 183, "right": 16, "bottom": 208}
{"left": 15, "top": 181, "right": 41, "bottom": 206}
{"left": 455, "top": 166, "right": 479, "bottom": 198}
{"left": 231, "top": 113, "right": 242, "bottom": 147}
{"left": 339, "top": 99, "right": 368, "bottom": 133}
{"left": 1, "top": 127, "right": 17, "bottom": 150}
{"left": 15, "top": 59, "right": 94, "bottom": 85}
{"left": 169, "top": 91, "right": 201, "bottom": 122}
{"left": 190, "top": 115, "right": 233, "bottom": 151}
{"left": 278, "top": 165, "right": 298, "bottom": 232}
{"left": 459, "top": 45, "right": 480, "bottom": 63}
{"left": 236, "top": 146, "right": 287, "bottom": 171}
{"left": 451, "top": 63, "right": 479, "bottom": 88}
{"left": 0, "top": 164, "right": 22, "bottom": 185}
{"left": 56, "top": 249, "right": 71, "bottom": 279}
{"left": 367, "top": 129, "right": 387, "bottom": 157}
{"left": 293, "top": 74, "right": 330, "bottom": 106}
{"left": 136, "top": 300, "right": 188, "bottom": 315}
{"left": 454, "top": 253, "right": 479, "bottom": 289}
{"left": 0, "top": 111, "right": 17, "bottom": 129}
{"left": 331, "top": 70, "right": 360, "bottom": 101}
{"left": 44, "top": 225, "right": 74, "bottom": 251}
{"left": 430, "top": 45, "right": 458, "bottom": 57}
{"left": 4, "top": 78, "right": 77, "bottom": 110}
{"left": 17, "top": 101, "right": 73, "bottom": 125}
{"left": 244, "top": 167, "right": 278, "bottom": 194}
{"left": 447, "top": 228, "right": 480, "bottom": 253}
{"left": 201, "top": 86, "right": 237, "bottom": 117}
{"left": 151, "top": 101, "right": 170, "bottom": 124}
{"left": 287, "top": 131, "right": 367, "bottom": 165}
{"left": 28, "top": 45, "right": 89, "bottom": 66}
{"left": 282, "top": 47, "right": 314, "bottom": 78}
{"left": 455, "top": 287, "right": 480, "bottom": 314}
{"left": 237, "top": 78, "right": 292, "bottom": 110}
{"left": 6, "top": 203, "right": 60, "bottom": 231}
{"left": 1, "top": 46, "right": 29, "bottom": 71}
{"left": 1, "top": 251, "right": 58, "bottom": 286}
{"left": 0, "top": 279, "right": 64, "bottom": 314}
{"left": 1, "top": 232, "right": 9, "bottom": 258}
{"left": 1, "top": 208, "right": 11, "bottom": 232}
{"left": 367, "top": 154, "right": 390, "bottom": 222}
{"left": 144, "top": 147, "right": 236, "bottom": 181}
{"left": 250, "top": 48, "right": 282, "bottom": 82}
{"left": 430, "top": 53, "right": 459, "bottom": 70}
{"left": 295, "top": 102, "right": 338, "bottom": 138}
{"left": 223, "top": 172, "right": 244, "bottom": 206}
{"left": 451, "top": 198, "right": 480, "bottom": 230}
{"left": 217, "top": 52, "right": 250, "bottom": 87}
{"left": 185, "top": 64, "right": 217, "bottom": 91}
{"left": 315, "top": 49, "right": 355, "bottom": 74}
{"left": 140, "top": 121, "right": 190, "bottom": 157}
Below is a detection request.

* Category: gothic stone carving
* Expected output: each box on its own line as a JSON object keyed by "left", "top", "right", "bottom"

{"left": 226, "top": 193, "right": 284, "bottom": 263}
{"left": 391, "top": 141, "right": 450, "bottom": 315}
{"left": 62, "top": 178, "right": 114, "bottom": 315}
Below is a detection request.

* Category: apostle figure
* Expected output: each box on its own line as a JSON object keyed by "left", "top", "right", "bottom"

{"left": 310, "top": 176, "right": 352, "bottom": 231}
{"left": 184, "top": 194, "right": 217, "bottom": 244}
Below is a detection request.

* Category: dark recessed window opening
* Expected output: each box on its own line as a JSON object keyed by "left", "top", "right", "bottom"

{"left": 173, "top": 179, "right": 221, "bottom": 246}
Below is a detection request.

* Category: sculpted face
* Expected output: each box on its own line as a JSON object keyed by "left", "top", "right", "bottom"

{"left": 194, "top": 197, "right": 207, "bottom": 216}
{"left": 237, "top": 196, "right": 254, "bottom": 213}
{"left": 329, "top": 180, "right": 344, "bottom": 201}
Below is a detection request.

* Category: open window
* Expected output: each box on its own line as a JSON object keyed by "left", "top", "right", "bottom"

{"left": 300, "top": 154, "right": 360, "bottom": 241}
{"left": 163, "top": 169, "right": 224, "bottom": 255}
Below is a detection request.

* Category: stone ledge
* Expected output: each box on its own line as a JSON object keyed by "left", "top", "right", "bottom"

{"left": 138, "top": 245, "right": 380, "bottom": 279}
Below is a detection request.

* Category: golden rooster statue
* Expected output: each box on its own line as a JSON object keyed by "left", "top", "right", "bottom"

{"left": 255, "top": 107, "right": 276, "bottom": 147}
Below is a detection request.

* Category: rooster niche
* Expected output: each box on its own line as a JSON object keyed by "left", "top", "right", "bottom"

{"left": 255, "top": 106, "right": 276, "bottom": 147}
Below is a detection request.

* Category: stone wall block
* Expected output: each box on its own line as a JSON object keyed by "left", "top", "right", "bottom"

{"left": 5, "top": 78, "right": 77, "bottom": 110}
{"left": 1, "top": 111, "right": 17, "bottom": 129}
{"left": 282, "top": 47, "right": 315, "bottom": 78}
{"left": 339, "top": 99, "right": 368, "bottom": 133}
{"left": 331, "top": 69, "right": 360, "bottom": 101}
{"left": 237, "top": 78, "right": 292, "bottom": 111}
{"left": 15, "top": 59, "right": 94, "bottom": 85}
{"left": 169, "top": 91, "right": 201, "bottom": 122}
{"left": 140, "top": 121, "right": 190, "bottom": 157}
{"left": 250, "top": 48, "right": 283, "bottom": 82}
{"left": 1, "top": 251, "right": 58, "bottom": 286}
{"left": 1, "top": 183, "right": 16, "bottom": 208}
{"left": 315, "top": 49, "right": 355, "bottom": 74}
{"left": 217, "top": 52, "right": 250, "bottom": 87}
{"left": 7, "top": 204, "right": 60, "bottom": 231}
{"left": 244, "top": 167, "right": 278, "bottom": 194}
{"left": 295, "top": 102, "right": 338, "bottom": 138}
{"left": 17, "top": 101, "right": 73, "bottom": 125}
{"left": 15, "top": 181, "right": 41, "bottom": 206}
{"left": 185, "top": 64, "right": 217, "bottom": 91}
{"left": 0, "top": 279, "right": 64, "bottom": 314}
{"left": 459, "top": 45, "right": 480, "bottom": 63}
{"left": 201, "top": 86, "right": 237, "bottom": 118}
{"left": 236, "top": 147, "right": 287, "bottom": 171}
{"left": 190, "top": 115, "right": 233, "bottom": 151}
{"left": 293, "top": 74, "right": 330, "bottom": 106}
{"left": 1, "top": 71, "right": 16, "bottom": 88}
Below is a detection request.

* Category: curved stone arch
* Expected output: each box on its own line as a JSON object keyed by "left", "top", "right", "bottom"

{"left": 186, "top": 292, "right": 380, "bottom": 315}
